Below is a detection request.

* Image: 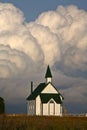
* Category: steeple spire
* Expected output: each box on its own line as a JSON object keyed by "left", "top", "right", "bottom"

{"left": 45, "top": 65, "right": 52, "bottom": 83}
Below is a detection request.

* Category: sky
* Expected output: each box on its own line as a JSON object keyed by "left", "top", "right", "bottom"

{"left": 0, "top": 0, "right": 87, "bottom": 114}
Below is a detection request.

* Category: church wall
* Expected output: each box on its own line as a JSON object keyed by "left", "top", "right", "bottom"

{"left": 36, "top": 95, "right": 41, "bottom": 115}
{"left": 55, "top": 103, "right": 62, "bottom": 116}
{"left": 42, "top": 103, "right": 48, "bottom": 115}
{"left": 42, "top": 101, "right": 62, "bottom": 116}
{"left": 27, "top": 100, "right": 36, "bottom": 115}
{"left": 46, "top": 77, "right": 52, "bottom": 83}
{"left": 41, "top": 83, "right": 58, "bottom": 94}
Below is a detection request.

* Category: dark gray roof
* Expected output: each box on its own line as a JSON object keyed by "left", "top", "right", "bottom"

{"left": 27, "top": 83, "right": 46, "bottom": 100}
{"left": 45, "top": 65, "right": 52, "bottom": 78}
{"left": 27, "top": 82, "right": 64, "bottom": 104}
{"left": 40, "top": 93, "right": 63, "bottom": 104}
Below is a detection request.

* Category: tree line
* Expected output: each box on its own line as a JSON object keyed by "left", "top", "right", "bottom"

{"left": 0, "top": 97, "right": 5, "bottom": 114}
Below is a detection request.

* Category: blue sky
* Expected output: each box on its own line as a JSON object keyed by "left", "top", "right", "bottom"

{"left": 0, "top": 0, "right": 87, "bottom": 21}
{"left": 0, "top": 0, "right": 87, "bottom": 114}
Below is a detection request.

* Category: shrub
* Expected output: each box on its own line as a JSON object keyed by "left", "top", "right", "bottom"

{"left": 0, "top": 97, "right": 5, "bottom": 114}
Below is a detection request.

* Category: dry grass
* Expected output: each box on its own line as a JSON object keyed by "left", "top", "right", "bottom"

{"left": 0, "top": 115, "right": 87, "bottom": 130}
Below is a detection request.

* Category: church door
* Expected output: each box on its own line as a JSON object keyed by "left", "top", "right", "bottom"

{"left": 49, "top": 100, "right": 55, "bottom": 115}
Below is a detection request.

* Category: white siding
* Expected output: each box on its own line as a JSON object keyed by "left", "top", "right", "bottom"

{"left": 27, "top": 100, "right": 35, "bottom": 115}
{"left": 41, "top": 83, "right": 58, "bottom": 94}
{"left": 60, "top": 104, "right": 63, "bottom": 116}
{"left": 46, "top": 77, "right": 52, "bottom": 83}
{"left": 36, "top": 96, "right": 41, "bottom": 115}
{"left": 49, "top": 103, "right": 54, "bottom": 115}
{"left": 42, "top": 99, "right": 62, "bottom": 116}
{"left": 43, "top": 104, "right": 48, "bottom": 115}
{"left": 27, "top": 98, "right": 63, "bottom": 116}
{"left": 55, "top": 104, "right": 62, "bottom": 116}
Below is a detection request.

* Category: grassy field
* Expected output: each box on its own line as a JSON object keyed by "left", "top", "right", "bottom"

{"left": 0, "top": 115, "right": 87, "bottom": 130}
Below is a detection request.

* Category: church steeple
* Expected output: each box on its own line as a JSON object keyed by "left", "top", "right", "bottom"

{"left": 45, "top": 65, "right": 52, "bottom": 83}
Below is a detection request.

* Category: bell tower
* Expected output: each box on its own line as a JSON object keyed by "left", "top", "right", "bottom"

{"left": 45, "top": 65, "right": 52, "bottom": 83}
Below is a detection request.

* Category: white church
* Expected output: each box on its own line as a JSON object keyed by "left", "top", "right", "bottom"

{"left": 27, "top": 65, "right": 64, "bottom": 116}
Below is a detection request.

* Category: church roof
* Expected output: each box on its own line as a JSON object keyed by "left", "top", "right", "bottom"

{"left": 27, "top": 66, "right": 64, "bottom": 103}
{"left": 27, "top": 82, "right": 63, "bottom": 104}
{"left": 40, "top": 93, "right": 62, "bottom": 104}
{"left": 45, "top": 65, "right": 52, "bottom": 78}
{"left": 27, "top": 83, "right": 46, "bottom": 100}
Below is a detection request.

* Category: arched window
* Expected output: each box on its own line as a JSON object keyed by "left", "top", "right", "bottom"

{"left": 50, "top": 100, "right": 54, "bottom": 103}
{"left": 49, "top": 99, "right": 55, "bottom": 115}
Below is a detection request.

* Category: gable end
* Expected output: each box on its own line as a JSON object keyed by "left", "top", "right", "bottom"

{"left": 40, "top": 93, "right": 63, "bottom": 104}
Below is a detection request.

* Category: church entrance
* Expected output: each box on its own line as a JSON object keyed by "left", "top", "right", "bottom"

{"left": 49, "top": 100, "right": 55, "bottom": 115}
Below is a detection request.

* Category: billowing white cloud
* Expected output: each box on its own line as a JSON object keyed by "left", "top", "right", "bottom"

{"left": 0, "top": 3, "right": 87, "bottom": 113}
{"left": 0, "top": 3, "right": 24, "bottom": 32}
{"left": 36, "top": 5, "right": 87, "bottom": 73}
{"left": 0, "top": 44, "right": 30, "bottom": 78}
{"left": 27, "top": 23, "right": 61, "bottom": 65}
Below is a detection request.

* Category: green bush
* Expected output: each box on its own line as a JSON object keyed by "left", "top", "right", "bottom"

{"left": 0, "top": 97, "right": 5, "bottom": 114}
